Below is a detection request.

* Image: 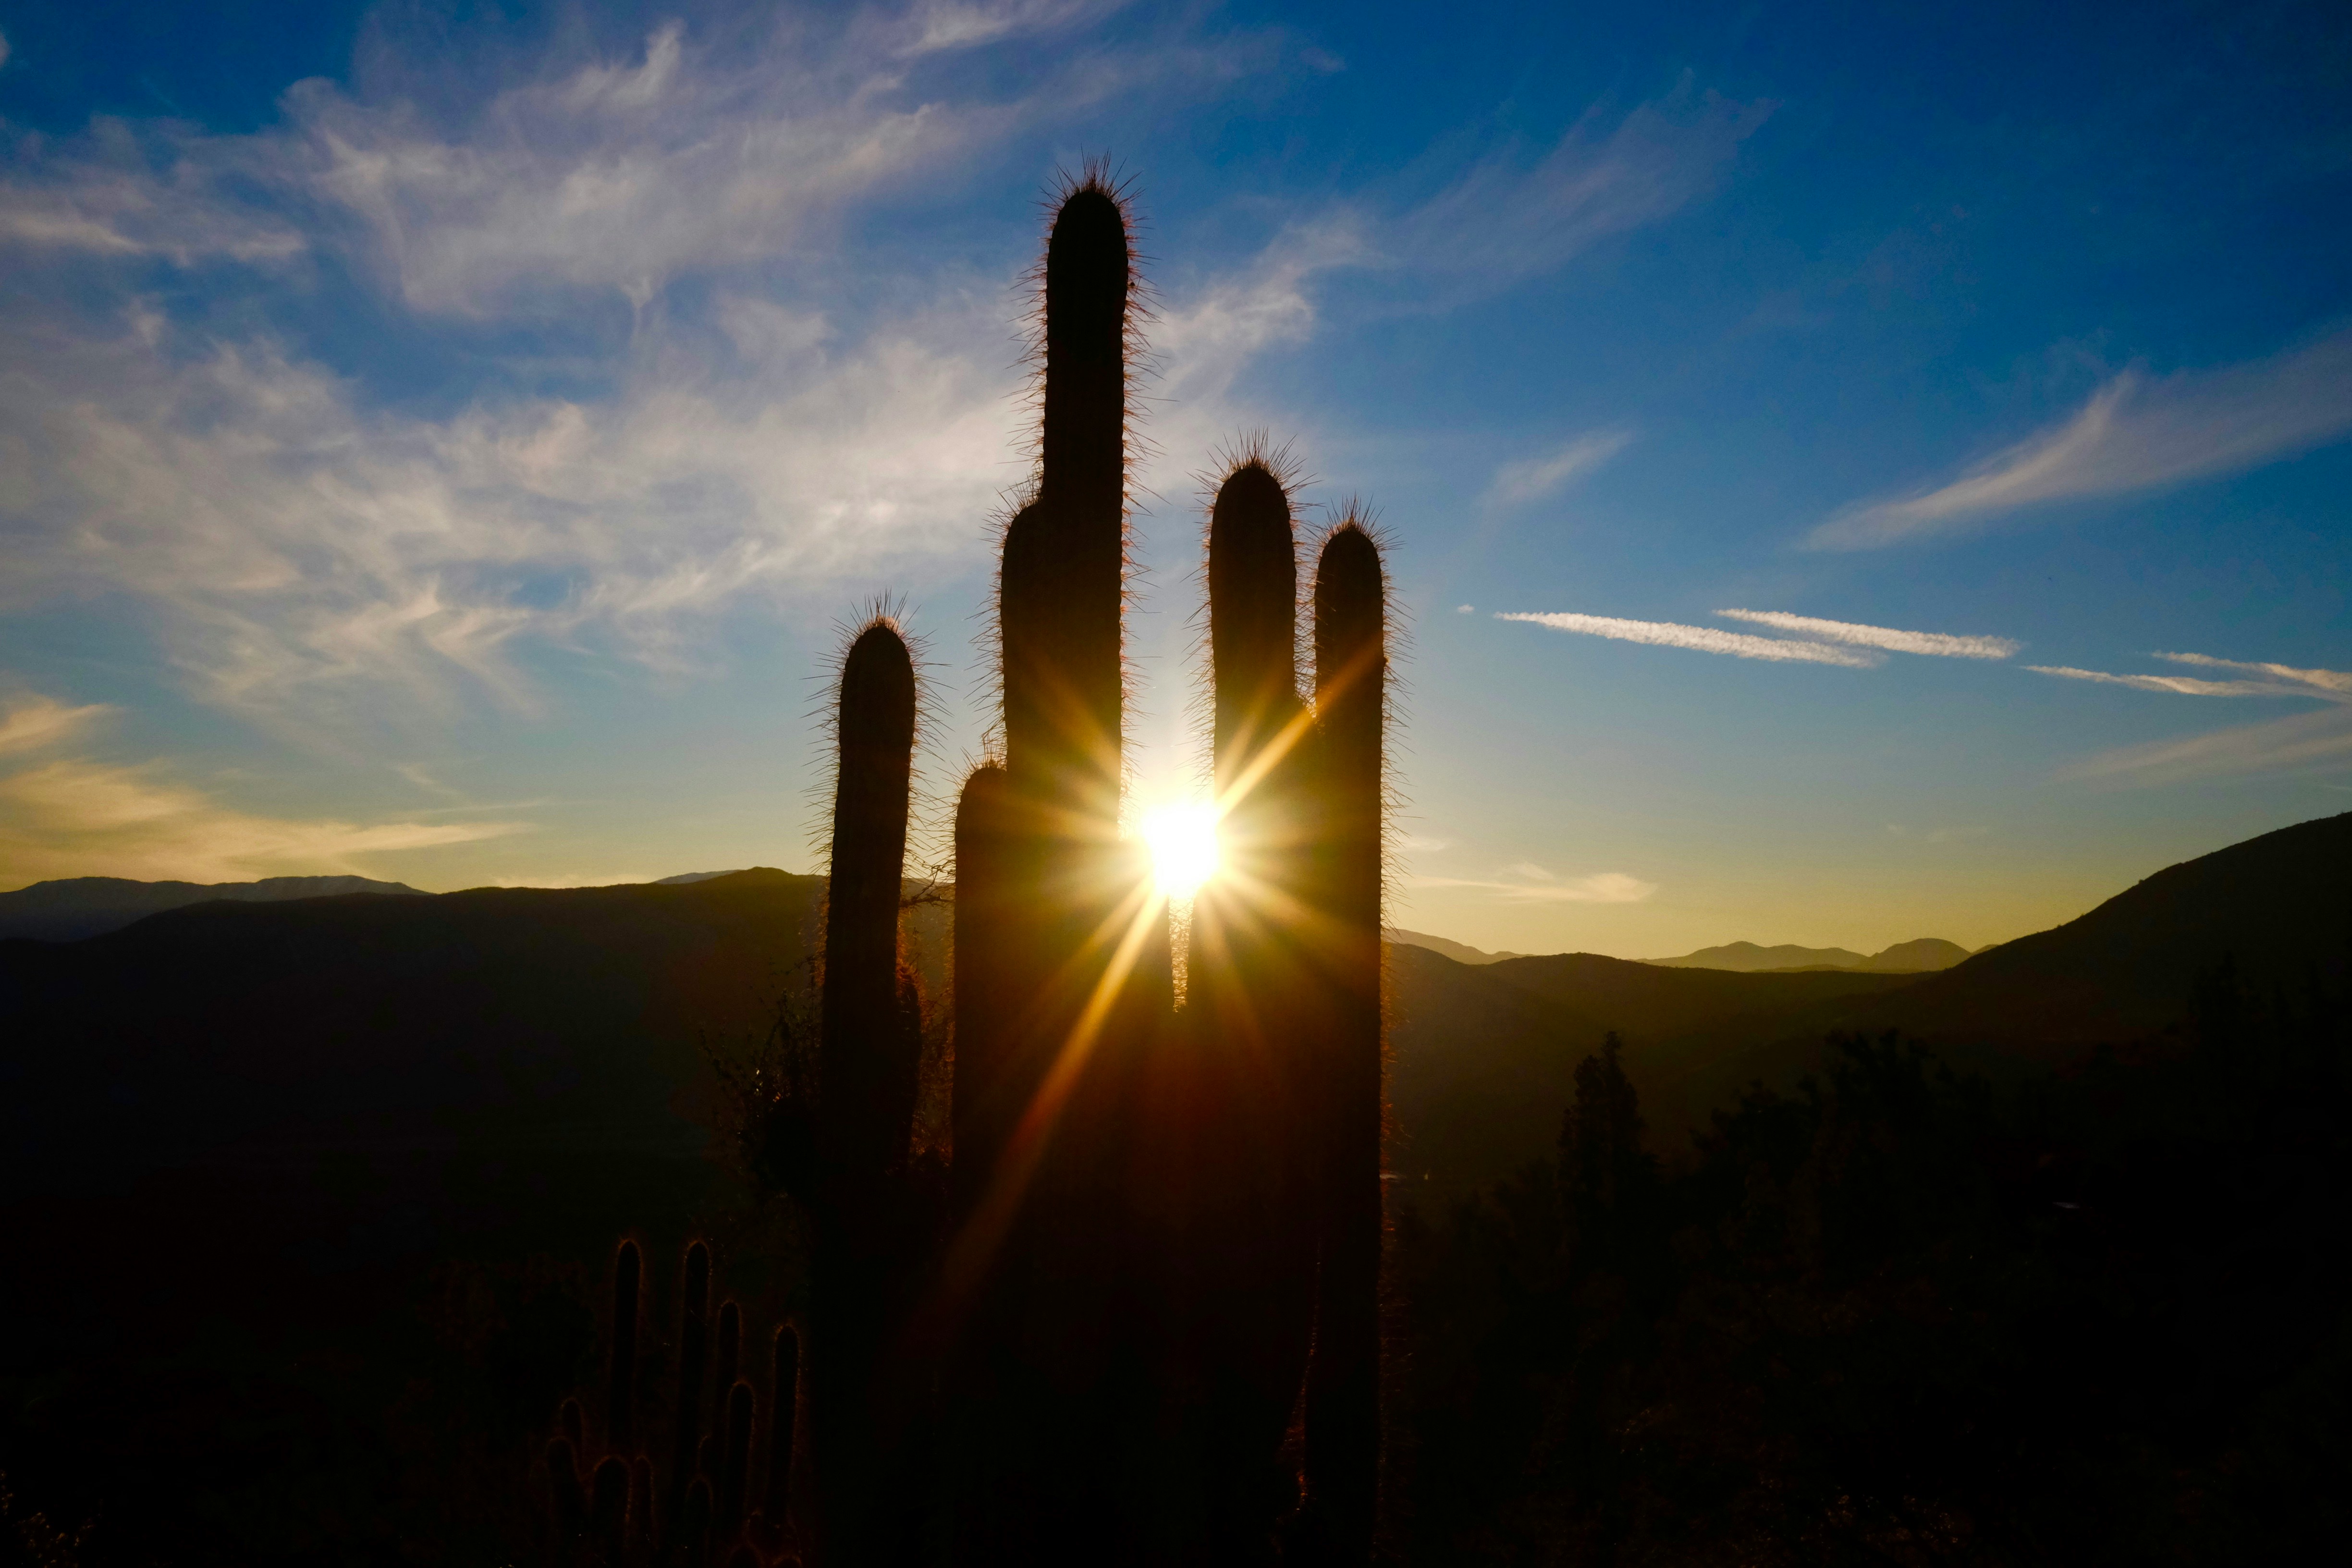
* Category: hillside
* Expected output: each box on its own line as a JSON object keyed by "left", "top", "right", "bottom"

{"left": 0, "top": 872, "right": 425, "bottom": 942}
{"left": 1652, "top": 811, "right": 2352, "bottom": 1123}
{"left": 1645, "top": 936, "right": 1971, "bottom": 973}
{"left": 4, "top": 818, "right": 2344, "bottom": 1553}
{"left": 1384, "top": 926, "right": 1524, "bottom": 964}
{"left": 1386, "top": 946, "right": 1914, "bottom": 1192}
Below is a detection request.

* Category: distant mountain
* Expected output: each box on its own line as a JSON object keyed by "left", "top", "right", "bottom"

{"left": 1653, "top": 811, "right": 2352, "bottom": 1128}
{"left": 1645, "top": 936, "right": 1971, "bottom": 973}
{"left": 1864, "top": 936, "right": 1973, "bottom": 971}
{"left": 1647, "top": 940, "right": 1869, "bottom": 970}
{"left": 654, "top": 869, "right": 748, "bottom": 885}
{"left": 1384, "top": 927, "right": 1526, "bottom": 965}
{"left": 1388, "top": 946, "right": 1911, "bottom": 1192}
{"left": 1394, "top": 812, "right": 2352, "bottom": 1192}
{"left": 0, "top": 873, "right": 425, "bottom": 943}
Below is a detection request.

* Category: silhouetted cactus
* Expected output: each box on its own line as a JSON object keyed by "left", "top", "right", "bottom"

{"left": 941, "top": 176, "right": 1391, "bottom": 1562}
{"left": 548, "top": 1434, "right": 587, "bottom": 1558}
{"left": 1190, "top": 454, "right": 1324, "bottom": 1552}
{"left": 720, "top": 1381, "right": 754, "bottom": 1531}
{"left": 610, "top": 1241, "right": 641, "bottom": 1450}
{"left": 680, "top": 1476, "right": 714, "bottom": 1568}
{"left": 670, "top": 1243, "right": 711, "bottom": 1534}
{"left": 762, "top": 1324, "right": 799, "bottom": 1529}
{"left": 809, "top": 616, "right": 929, "bottom": 1565}
{"left": 1300, "top": 514, "right": 1389, "bottom": 1565}
{"left": 590, "top": 1455, "right": 629, "bottom": 1559}
{"left": 712, "top": 1301, "right": 741, "bottom": 1432}
{"left": 773, "top": 171, "right": 1394, "bottom": 1564}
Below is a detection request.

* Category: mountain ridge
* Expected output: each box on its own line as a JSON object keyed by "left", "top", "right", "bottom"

{"left": 0, "top": 873, "right": 427, "bottom": 943}
{"left": 1645, "top": 936, "right": 1972, "bottom": 973}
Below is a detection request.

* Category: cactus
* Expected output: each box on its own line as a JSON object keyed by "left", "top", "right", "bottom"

{"left": 763, "top": 1324, "right": 799, "bottom": 1528}
{"left": 1299, "top": 514, "right": 1389, "bottom": 1564}
{"left": 590, "top": 1455, "right": 629, "bottom": 1558}
{"left": 713, "top": 1301, "right": 741, "bottom": 1426}
{"left": 548, "top": 1434, "right": 586, "bottom": 1556}
{"left": 609, "top": 1241, "right": 640, "bottom": 1450}
{"left": 809, "top": 617, "right": 927, "bottom": 1565}
{"left": 1187, "top": 454, "right": 1324, "bottom": 1551}
{"left": 772, "top": 172, "right": 1393, "bottom": 1563}
{"left": 670, "top": 1242, "right": 711, "bottom": 1530}
{"left": 719, "top": 1380, "right": 754, "bottom": 1531}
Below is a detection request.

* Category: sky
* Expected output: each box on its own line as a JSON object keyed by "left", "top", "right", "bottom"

{"left": 0, "top": 0, "right": 2346, "bottom": 959}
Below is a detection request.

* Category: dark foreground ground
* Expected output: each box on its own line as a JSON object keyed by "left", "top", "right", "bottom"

{"left": 3, "top": 815, "right": 2348, "bottom": 1562}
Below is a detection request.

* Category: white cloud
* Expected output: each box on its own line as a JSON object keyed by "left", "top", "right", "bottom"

{"left": 1415, "top": 867, "right": 1656, "bottom": 903}
{"left": 2057, "top": 706, "right": 2352, "bottom": 787}
{"left": 0, "top": 159, "right": 306, "bottom": 263}
{"left": 1497, "top": 611, "right": 1882, "bottom": 667}
{"left": 1714, "top": 609, "right": 2020, "bottom": 660}
{"left": 903, "top": 0, "right": 1129, "bottom": 54}
{"left": 2153, "top": 651, "right": 2352, "bottom": 697}
{"left": 0, "top": 294, "right": 1022, "bottom": 719}
{"left": 0, "top": 9, "right": 1775, "bottom": 740}
{"left": 1485, "top": 429, "right": 1631, "bottom": 508}
{"left": 0, "top": 757, "right": 519, "bottom": 886}
{"left": 1811, "top": 328, "right": 2352, "bottom": 549}
{"left": 1143, "top": 216, "right": 1370, "bottom": 471}
{"left": 0, "top": 12, "right": 1188, "bottom": 314}
{"left": 2028, "top": 664, "right": 2348, "bottom": 699}
{"left": 0, "top": 695, "right": 111, "bottom": 755}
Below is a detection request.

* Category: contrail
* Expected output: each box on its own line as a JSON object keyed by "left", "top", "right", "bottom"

{"left": 2152, "top": 651, "right": 2352, "bottom": 698}
{"left": 1497, "top": 611, "right": 1882, "bottom": 668}
{"left": 1715, "top": 609, "right": 2020, "bottom": 660}
{"left": 2027, "top": 665, "right": 2312, "bottom": 698}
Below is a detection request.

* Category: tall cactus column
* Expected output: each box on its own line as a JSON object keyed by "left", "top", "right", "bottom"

{"left": 1301, "top": 519, "right": 1389, "bottom": 1565}
{"left": 1187, "top": 458, "right": 1323, "bottom": 1557}
{"left": 811, "top": 619, "right": 924, "bottom": 1567}
{"left": 950, "top": 175, "right": 1173, "bottom": 1560}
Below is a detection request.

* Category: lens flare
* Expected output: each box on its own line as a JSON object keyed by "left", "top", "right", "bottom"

{"left": 1142, "top": 801, "right": 1221, "bottom": 900}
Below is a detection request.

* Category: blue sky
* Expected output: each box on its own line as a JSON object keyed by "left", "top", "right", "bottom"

{"left": 0, "top": 0, "right": 2346, "bottom": 957}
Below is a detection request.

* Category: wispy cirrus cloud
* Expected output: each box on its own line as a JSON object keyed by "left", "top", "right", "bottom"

{"left": 1396, "top": 83, "right": 1772, "bottom": 292}
{"left": 0, "top": 687, "right": 520, "bottom": 886}
{"left": 1497, "top": 612, "right": 1883, "bottom": 667}
{"left": 0, "top": 695, "right": 112, "bottom": 755}
{"left": 2030, "top": 653, "right": 2351, "bottom": 702}
{"left": 1485, "top": 430, "right": 1632, "bottom": 508}
{"left": 1415, "top": 865, "right": 1657, "bottom": 903}
{"left": 2037, "top": 650, "right": 2352, "bottom": 787}
{"left": 2154, "top": 651, "right": 2352, "bottom": 696}
{"left": 2029, "top": 666, "right": 2318, "bottom": 698}
{"left": 1714, "top": 609, "right": 2021, "bottom": 660}
{"left": 0, "top": 298, "right": 1023, "bottom": 719}
{"left": 2057, "top": 707, "right": 2352, "bottom": 787}
{"left": 0, "top": 4, "right": 1766, "bottom": 745}
{"left": 0, "top": 757, "right": 520, "bottom": 886}
{"left": 903, "top": 0, "right": 1130, "bottom": 54}
{"left": 1809, "top": 328, "right": 2352, "bottom": 549}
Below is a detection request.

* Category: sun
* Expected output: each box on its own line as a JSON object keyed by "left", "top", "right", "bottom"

{"left": 1142, "top": 800, "right": 1221, "bottom": 901}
